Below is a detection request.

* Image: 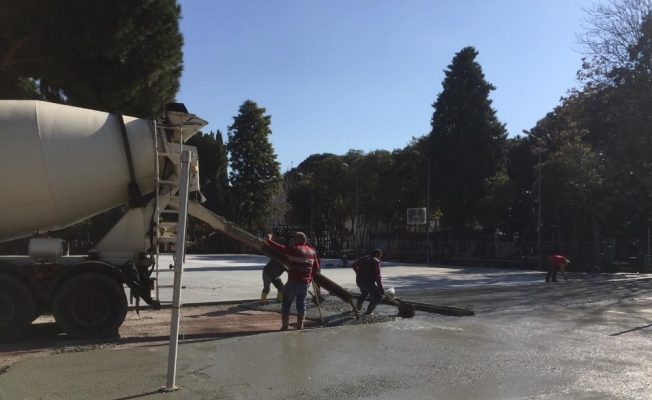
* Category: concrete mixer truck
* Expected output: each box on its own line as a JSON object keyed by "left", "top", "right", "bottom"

{"left": 0, "top": 100, "right": 360, "bottom": 341}
{"left": 0, "top": 100, "right": 210, "bottom": 341}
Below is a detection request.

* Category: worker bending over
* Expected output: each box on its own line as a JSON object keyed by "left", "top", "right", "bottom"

{"left": 352, "top": 249, "right": 385, "bottom": 316}
{"left": 546, "top": 254, "right": 570, "bottom": 282}
{"left": 265, "top": 232, "right": 320, "bottom": 330}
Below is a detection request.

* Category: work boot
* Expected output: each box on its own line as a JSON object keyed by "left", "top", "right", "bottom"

{"left": 351, "top": 301, "right": 362, "bottom": 319}
{"left": 297, "top": 314, "right": 305, "bottom": 330}
{"left": 276, "top": 290, "right": 283, "bottom": 303}
{"left": 260, "top": 291, "right": 268, "bottom": 306}
{"left": 280, "top": 312, "right": 290, "bottom": 331}
{"left": 364, "top": 300, "right": 379, "bottom": 316}
{"left": 356, "top": 298, "right": 365, "bottom": 311}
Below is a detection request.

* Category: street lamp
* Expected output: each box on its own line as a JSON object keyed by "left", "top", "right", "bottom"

{"left": 413, "top": 151, "right": 430, "bottom": 265}
{"left": 297, "top": 172, "right": 313, "bottom": 243}
{"left": 259, "top": 179, "right": 275, "bottom": 230}
{"left": 523, "top": 129, "right": 543, "bottom": 271}
{"left": 342, "top": 163, "right": 359, "bottom": 258}
{"left": 647, "top": 218, "right": 652, "bottom": 273}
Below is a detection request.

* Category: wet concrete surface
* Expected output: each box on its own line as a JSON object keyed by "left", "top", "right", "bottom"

{"left": 2, "top": 275, "right": 652, "bottom": 399}
{"left": 152, "top": 254, "right": 650, "bottom": 304}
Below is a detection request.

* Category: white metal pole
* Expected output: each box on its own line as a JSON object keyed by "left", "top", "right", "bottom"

{"left": 537, "top": 149, "right": 542, "bottom": 271}
{"left": 310, "top": 186, "right": 313, "bottom": 244}
{"left": 355, "top": 172, "right": 359, "bottom": 258}
{"left": 426, "top": 157, "right": 430, "bottom": 265}
{"left": 165, "top": 150, "right": 192, "bottom": 391}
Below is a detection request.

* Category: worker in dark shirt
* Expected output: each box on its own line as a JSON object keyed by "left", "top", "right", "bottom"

{"left": 351, "top": 249, "right": 384, "bottom": 316}
{"left": 260, "top": 257, "right": 288, "bottom": 305}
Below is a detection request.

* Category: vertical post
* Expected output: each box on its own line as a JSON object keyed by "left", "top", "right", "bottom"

{"left": 525, "top": 130, "right": 543, "bottom": 271}
{"left": 165, "top": 150, "right": 192, "bottom": 391}
{"left": 310, "top": 185, "right": 313, "bottom": 245}
{"left": 537, "top": 150, "right": 542, "bottom": 271}
{"left": 413, "top": 151, "right": 430, "bottom": 265}
{"left": 355, "top": 172, "right": 359, "bottom": 258}
{"left": 426, "top": 157, "right": 430, "bottom": 265}
{"left": 647, "top": 219, "right": 651, "bottom": 273}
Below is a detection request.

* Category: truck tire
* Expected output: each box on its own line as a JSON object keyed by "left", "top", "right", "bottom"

{"left": 53, "top": 273, "right": 127, "bottom": 339}
{"left": 0, "top": 275, "right": 36, "bottom": 342}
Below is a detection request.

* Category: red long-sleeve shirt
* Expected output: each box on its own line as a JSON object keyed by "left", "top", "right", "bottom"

{"left": 547, "top": 255, "right": 570, "bottom": 266}
{"left": 265, "top": 239, "right": 320, "bottom": 283}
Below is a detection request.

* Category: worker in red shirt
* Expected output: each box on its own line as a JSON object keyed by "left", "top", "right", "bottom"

{"left": 546, "top": 254, "right": 570, "bottom": 282}
{"left": 265, "top": 232, "right": 320, "bottom": 330}
{"left": 351, "top": 249, "right": 384, "bottom": 316}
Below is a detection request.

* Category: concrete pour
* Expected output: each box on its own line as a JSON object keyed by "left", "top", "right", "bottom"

{"left": 2, "top": 298, "right": 652, "bottom": 399}
{"left": 2, "top": 255, "right": 652, "bottom": 399}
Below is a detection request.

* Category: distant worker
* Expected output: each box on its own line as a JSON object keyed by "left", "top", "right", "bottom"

{"left": 260, "top": 257, "right": 287, "bottom": 305}
{"left": 546, "top": 254, "right": 570, "bottom": 282}
{"left": 265, "top": 232, "right": 320, "bottom": 331}
{"left": 351, "top": 249, "right": 384, "bottom": 316}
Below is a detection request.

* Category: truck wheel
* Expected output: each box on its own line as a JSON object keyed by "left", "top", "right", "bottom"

{"left": 0, "top": 275, "right": 36, "bottom": 342}
{"left": 53, "top": 274, "right": 127, "bottom": 339}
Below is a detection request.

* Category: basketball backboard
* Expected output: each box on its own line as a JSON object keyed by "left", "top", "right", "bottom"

{"left": 407, "top": 208, "right": 426, "bottom": 225}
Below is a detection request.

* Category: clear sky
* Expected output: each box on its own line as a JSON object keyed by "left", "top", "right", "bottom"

{"left": 176, "top": 0, "right": 595, "bottom": 173}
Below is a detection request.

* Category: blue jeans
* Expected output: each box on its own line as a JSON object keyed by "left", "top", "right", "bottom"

{"left": 262, "top": 272, "right": 284, "bottom": 294}
{"left": 282, "top": 280, "right": 309, "bottom": 314}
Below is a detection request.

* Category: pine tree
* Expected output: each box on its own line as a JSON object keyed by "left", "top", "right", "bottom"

{"left": 428, "top": 46, "right": 508, "bottom": 235}
{"left": 0, "top": 0, "right": 183, "bottom": 118}
{"left": 226, "top": 100, "right": 281, "bottom": 230}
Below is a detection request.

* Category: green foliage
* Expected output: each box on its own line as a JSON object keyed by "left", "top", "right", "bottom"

{"left": 226, "top": 100, "right": 281, "bottom": 230}
{"left": 504, "top": 136, "right": 538, "bottom": 241}
{"left": 477, "top": 171, "right": 516, "bottom": 233}
{"left": 1, "top": 0, "right": 184, "bottom": 118}
{"left": 427, "top": 46, "right": 508, "bottom": 234}
{"left": 187, "top": 130, "right": 230, "bottom": 217}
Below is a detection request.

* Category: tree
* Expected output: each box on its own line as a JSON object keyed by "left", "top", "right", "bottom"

{"left": 577, "top": 0, "right": 652, "bottom": 84}
{"left": 573, "top": 0, "right": 652, "bottom": 260}
{"left": 1, "top": 0, "right": 184, "bottom": 118}
{"left": 427, "top": 46, "right": 508, "bottom": 235}
{"left": 504, "top": 136, "right": 538, "bottom": 242}
{"left": 226, "top": 100, "right": 281, "bottom": 231}
{"left": 187, "top": 130, "right": 229, "bottom": 217}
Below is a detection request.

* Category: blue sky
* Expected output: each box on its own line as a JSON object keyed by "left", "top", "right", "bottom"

{"left": 176, "top": 0, "right": 595, "bottom": 173}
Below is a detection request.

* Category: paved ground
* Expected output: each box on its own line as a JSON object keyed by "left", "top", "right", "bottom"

{"left": 152, "top": 254, "right": 641, "bottom": 305}
{"left": 1, "top": 255, "right": 652, "bottom": 399}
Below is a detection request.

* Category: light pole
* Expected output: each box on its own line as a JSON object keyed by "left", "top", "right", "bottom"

{"left": 259, "top": 179, "right": 274, "bottom": 230}
{"left": 342, "top": 163, "right": 359, "bottom": 257}
{"left": 297, "top": 172, "right": 313, "bottom": 243}
{"left": 523, "top": 129, "right": 542, "bottom": 271}
{"left": 413, "top": 151, "right": 430, "bottom": 265}
{"left": 647, "top": 218, "right": 652, "bottom": 273}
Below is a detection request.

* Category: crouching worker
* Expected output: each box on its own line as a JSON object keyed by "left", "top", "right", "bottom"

{"left": 352, "top": 249, "right": 384, "bottom": 316}
{"left": 260, "top": 258, "right": 287, "bottom": 305}
{"left": 265, "top": 232, "right": 320, "bottom": 331}
{"left": 546, "top": 254, "right": 570, "bottom": 282}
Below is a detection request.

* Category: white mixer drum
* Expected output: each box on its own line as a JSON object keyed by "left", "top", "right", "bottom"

{"left": 0, "top": 100, "right": 157, "bottom": 241}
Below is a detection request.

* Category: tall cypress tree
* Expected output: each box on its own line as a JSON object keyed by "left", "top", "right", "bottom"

{"left": 428, "top": 46, "right": 507, "bottom": 235}
{"left": 226, "top": 100, "right": 281, "bottom": 230}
